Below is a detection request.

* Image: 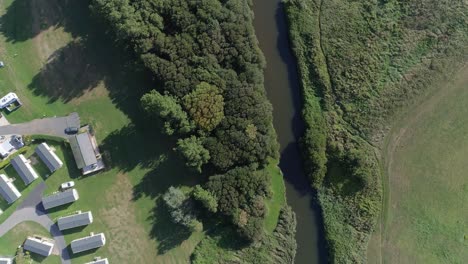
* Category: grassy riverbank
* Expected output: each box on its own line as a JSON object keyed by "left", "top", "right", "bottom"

{"left": 284, "top": 0, "right": 467, "bottom": 262}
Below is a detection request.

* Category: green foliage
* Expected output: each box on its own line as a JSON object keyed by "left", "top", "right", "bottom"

{"left": 162, "top": 186, "right": 200, "bottom": 231}
{"left": 141, "top": 90, "right": 194, "bottom": 135}
{"left": 15, "top": 247, "right": 31, "bottom": 264}
{"left": 192, "top": 185, "right": 218, "bottom": 213}
{"left": 30, "top": 134, "right": 67, "bottom": 143}
{"left": 91, "top": 0, "right": 277, "bottom": 172}
{"left": 285, "top": 0, "right": 467, "bottom": 261}
{"left": 92, "top": 0, "right": 284, "bottom": 259}
{"left": 206, "top": 166, "right": 271, "bottom": 242}
{"left": 271, "top": 205, "right": 297, "bottom": 264}
{"left": 183, "top": 82, "right": 224, "bottom": 132}
{"left": 175, "top": 136, "right": 210, "bottom": 172}
{"left": 192, "top": 205, "right": 297, "bottom": 264}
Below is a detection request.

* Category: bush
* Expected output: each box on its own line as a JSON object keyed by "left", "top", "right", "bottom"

{"left": 192, "top": 185, "right": 218, "bottom": 213}
{"left": 162, "top": 186, "right": 199, "bottom": 230}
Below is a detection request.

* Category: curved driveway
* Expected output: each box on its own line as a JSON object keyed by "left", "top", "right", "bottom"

{"left": 0, "top": 182, "right": 71, "bottom": 264}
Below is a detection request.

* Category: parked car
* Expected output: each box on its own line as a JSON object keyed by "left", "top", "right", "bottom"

{"left": 60, "top": 181, "right": 75, "bottom": 190}
{"left": 64, "top": 127, "right": 79, "bottom": 134}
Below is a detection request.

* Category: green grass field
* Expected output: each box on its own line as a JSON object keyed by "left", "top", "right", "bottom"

{"left": 0, "top": 0, "right": 204, "bottom": 262}
{"left": 0, "top": 0, "right": 285, "bottom": 263}
{"left": 374, "top": 69, "right": 468, "bottom": 263}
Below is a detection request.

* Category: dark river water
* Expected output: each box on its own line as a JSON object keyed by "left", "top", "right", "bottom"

{"left": 252, "top": 1, "right": 327, "bottom": 263}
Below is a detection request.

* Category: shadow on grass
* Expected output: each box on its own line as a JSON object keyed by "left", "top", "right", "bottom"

{"left": 41, "top": 201, "right": 72, "bottom": 214}
{"left": 22, "top": 0, "right": 152, "bottom": 123}
{"left": 30, "top": 251, "right": 52, "bottom": 263}
{"left": 58, "top": 143, "right": 81, "bottom": 180}
{"left": 61, "top": 225, "right": 87, "bottom": 235}
{"left": 1, "top": 0, "right": 96, "bottom": 43}
{"left": 66, "top": 245, "right": 98, "bottom": 258}
{"left": 149, "top": 200, "right": 192, "bottom": 254}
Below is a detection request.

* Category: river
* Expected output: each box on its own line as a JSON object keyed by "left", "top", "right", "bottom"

{"left": 252, "top": 1, "right": 327, "bottom": 263}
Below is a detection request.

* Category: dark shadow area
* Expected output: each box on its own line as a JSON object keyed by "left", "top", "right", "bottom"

{"left": 148, "top": 199, "right": 192, "bottom": 253}
{"left": 57, "top": 143, "right": 82, "bottom": 180}
{"left": 14, "top": 0, "right": 153, "bottom": 122}
{"left": 1, "top": 0, "right": 96, "bottom": 43}
{"left": 61, "top": 225, "right": 87, "bottom": 235}
{"left": 66, "top": 245, "right": 98, "bottom": 258}
{"left": 29, "top": 251, "right": 49, "bottom": 263}
{"left": 34, "top": 201, "right": 46, "bottom": 215}
{"left": 41, "top": 201, "right": 72, "bottom": 214}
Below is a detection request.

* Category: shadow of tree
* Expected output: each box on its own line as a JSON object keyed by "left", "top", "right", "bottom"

{"left": 27, "top": 40, "right": 102, "bottom": 103}
{"left": 11, "top": 0, "right": 153, "bottom": 121}
{"left": 1, "top": 0, "right": 94, "bottom": 43}
{"left": 149, "top": 199, "right": 192, "bottom": 253}
{"left": 2, "top": 0, "right": 204, "bottom": 255}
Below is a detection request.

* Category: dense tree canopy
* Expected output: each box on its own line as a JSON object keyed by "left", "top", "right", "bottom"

{"left": 91, "top": 0, "right": 281, "bottom": 249}
{"left": 93, "top": 0, "right": 276, "bottom": 172}
{"left": 141, "top": 90, "right": 194, "bottom": 135}
{"left": 183, "top": 82, "right": 224, "bottom": 132}
{"left": 176, "top": 136, "right": 210, "bottom": 172}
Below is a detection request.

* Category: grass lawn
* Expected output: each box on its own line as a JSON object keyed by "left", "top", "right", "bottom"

{"left": 376, "top": 68, "right": 468, "bottom": 263}
{"left": 0, "top": 0, "right": 287, "bottom": 263}
{"left": 0, "top": 221, "right": 61, "bottom": 264}
{"left": 264, "top": 158, "right": 286, "bottom": 234}
{"left": 0, "top": 0, "right": 203, "bottom": 263}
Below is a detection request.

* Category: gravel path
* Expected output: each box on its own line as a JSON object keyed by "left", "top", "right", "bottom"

{"left": 0, "top": 182, "right": 71, "bottom": 264}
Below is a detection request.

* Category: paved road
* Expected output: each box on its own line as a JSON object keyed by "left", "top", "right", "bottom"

{"left": 0, "top": 183, "right": 71, "bottom": 264}
{"left": 0, "top": 112, "right": 79, "bottom": 138}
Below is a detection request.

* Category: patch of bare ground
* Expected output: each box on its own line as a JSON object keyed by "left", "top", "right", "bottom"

{"left": 101, "top": 173, "right": 156, "bottom": 263}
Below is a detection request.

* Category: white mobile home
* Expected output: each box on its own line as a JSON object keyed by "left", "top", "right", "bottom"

{"left": 36, "top": 143, "right": 63, "bottom": 173}
{"left": 42, "top": 189, "right": 79, "bottom": 210}
{"left": 11, "top": 154, "right": 39, "bottom": 185}
{"left": 0, "top": 174, "right": 21, "bottom": 204}
{"left": 57, "top": 211, "right": 93, "bottom": 231}
{"left": 23, "top": 236, "right": 54, "bottom": 257}
{"left": 0, "top": 257, "right": 13, "bottom": 264}
{"left": 70, "top": 233, "right": 106, "bottom": 254}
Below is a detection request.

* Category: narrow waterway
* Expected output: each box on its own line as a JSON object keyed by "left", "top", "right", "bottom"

{"left": 252, "top": 1, "right": 327, "bottom": 263}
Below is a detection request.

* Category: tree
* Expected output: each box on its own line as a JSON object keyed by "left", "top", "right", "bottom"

{"left": 206, "top": 166, "right": 271, "bottom": 220}
{"left": 183, "top": 82, "right": 224, "bottom": 132}
{"left": 176, "top": 136, "right": 210, "bottom": 172}
{"left": 15, "top": 248, "right": 31, "bottom": 264}
{"left": 141, "top": 90, "right": 193, "bottom": 135}
{"left": 162, "top": 186, "right": 199, "bottom": 230}
{"left": 192, "top": 185, "right": 218, "bottom": 213}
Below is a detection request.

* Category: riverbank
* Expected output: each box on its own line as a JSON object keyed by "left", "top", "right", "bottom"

{"left": 252, "top": 0, "right": 327, "bottom": 263}
{"left": 283, "top": 0, "right": 466, "bottom": 262}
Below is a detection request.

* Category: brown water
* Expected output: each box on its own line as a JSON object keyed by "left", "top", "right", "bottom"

{"left": 252, "top": 1, "right": 327, "bottom": 263}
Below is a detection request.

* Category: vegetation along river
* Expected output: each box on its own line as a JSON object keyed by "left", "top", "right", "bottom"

{"left": 253, "top": 1, "right": 327, "bottom": 263}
